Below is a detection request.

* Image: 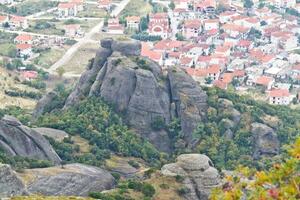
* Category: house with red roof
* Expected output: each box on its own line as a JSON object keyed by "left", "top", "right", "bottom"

{"left": 10, "top": 15, "right": 28, "bottom": 29}
{"left": 203, "top": 19, "right": 219, "bottom": 31}
{"left": 215, "top": 45, "right": 231, "bottom": 57}
{"left": 14, "top": 34, "right": 32, "bottom": 44}
{"left": 236, "top": 40, "right": 252, "bottom": 51}
{"left": 16, "top": 43, "right": 32, "bottom": 58}
{"left": 148, "top": 13, "right": 170, "bottom": 39}
{"left": 107, "top": 18, "right": 124, "bottom": 34}
{"left": 222, "top": 23, "right": 249, "bottom": 38}
{"left": 98, "top": 0, "right": 112, "bottom": 10}
{"left": 141, "top": 42, "right": 163, "bottom": 65}
{"left": 58, "top": 3, "right": 77, "bottom": 17}
{"left": 0, "top": 15, "right": 9, "bottom": 25}
{"left": 254, "top": 76, "right": 274, "bottom": 90}
{"left": 71, "top": 0, "right": 84, "bottom": 11}
{"left": 219, "top": 11, "right": 239, "bottom": 24}
{"left": 64, "top": 24, "right": 83, "bottom": 37}
{"left": 268, "top": 89, "right": 291, "bottom": 105}
{"left": 182, "top": 19, "right": 202, "bottom": 39}
{"left": 126, "top": 16, "right": 140, "bottom": 30}
{"left": 21, "top": 71, "right": 38, "bottom": 81}
{"left": 194, "top": 0, "right": 217, "bottom": 14}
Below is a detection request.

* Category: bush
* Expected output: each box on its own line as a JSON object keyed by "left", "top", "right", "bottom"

{"left": 176, "top": 187, "right": 190, "bottom": 196}
{"left": 128, "top": 180, "right": 143, "bottom": 191}
{"left": 111, "top": 172, "right": 121, "bottom": 182}
{"left": 128, "top": 160, "right": 140, "bottom": 169}
{"left": 151, "top": 116, "right": 165, "bottom": 130}
{"left": 175, "top": 175, "right": 184, "bottom": 182}
{"left": 131, "top": 32, "right": 162, "bottom": 41}
{"left": 141, "top": 183, "right": 156, "bottom": 197}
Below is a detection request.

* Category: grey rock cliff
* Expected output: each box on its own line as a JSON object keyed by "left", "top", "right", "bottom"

{"left": 0, "top": 164, "right": 27, "bottom": 198}
{"left": 251, "top": 123, "right": 280, "bottom": 159}
{"left": 26, "top": 163, "right": 115, "bottom": 196}
{"left": 38, "top": 38, "right": 208, "bottom": 152}
{"left": 0, "top": 115, "right": 61, "bottom": 164}
{"left": 161, "top": 154, "right": 221, "bottom": 200}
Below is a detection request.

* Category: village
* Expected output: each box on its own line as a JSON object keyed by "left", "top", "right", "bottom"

{"left": 0, "top": 0, "right": 300, "bottom": 107}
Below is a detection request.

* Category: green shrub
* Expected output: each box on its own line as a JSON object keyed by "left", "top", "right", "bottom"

{"left": 141, "top": 183, "right": 156, "bottom": 197}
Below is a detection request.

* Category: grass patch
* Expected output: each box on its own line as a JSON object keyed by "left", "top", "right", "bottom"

{"left": 34, "top": 47, "right": 66, "bottom": 69}
{"left": 120, "top": 0, "right": 153, "bottom": 17}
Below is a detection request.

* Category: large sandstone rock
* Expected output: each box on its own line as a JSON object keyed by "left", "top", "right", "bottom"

{"left": 37, "top": 38, "right": 208, "bottom": 152}
{"left": 161, "top": 154, "right": 221, "bottom": 200}
{"left": 0, "top": 164, "right": 27, "bottom": 198}
{"left": 251, "top": 123, "right": 280, "bottom": 159}
{"left": 25, "top": 163, "right": 115, "bottom": 196}
{"left": 0, "top": 116, "right": 61, "bottom": 164}
{"left": 32, "top": 91, "right": 57, "bottom": 118}
{"left": 33, "top": 127, "right": 69, "bottom": 142}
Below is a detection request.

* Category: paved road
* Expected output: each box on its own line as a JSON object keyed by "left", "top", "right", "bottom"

{"left": 47, "top": 20, "right": 104, "bottom": 73}
{"left": 48, "top": 0, "right": 132, "bottom": 75}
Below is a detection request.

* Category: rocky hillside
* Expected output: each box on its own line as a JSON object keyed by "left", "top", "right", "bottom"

{"left": 36, "top": 38, "right": 207, "bottom": 152}
{"left": 0, "top": 163, "right": 115, "bottom": 197}
{"left": 0, "top": 115, "right": 61, "bottom": 164}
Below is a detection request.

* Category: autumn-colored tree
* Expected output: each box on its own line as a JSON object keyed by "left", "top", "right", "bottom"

{"left": 210, "top": 138, "right": 300, "bottom": 200}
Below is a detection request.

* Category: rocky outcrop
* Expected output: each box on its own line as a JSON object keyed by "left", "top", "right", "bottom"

{"left": 0, "top": 164, "right": 27, "bottom": 198}
{"left": 0, "top": 115, "right": 61, "bottom": 164}
{"left": 32, "top": 91, "right": 57, "bottom": 119}
{"left": 33, "top": 127, "right": 69, "bottom": 142}
{"left": 251, "top": 123, "right": 280, "bottom": 159}
{"left": 25, "top": 163, "right": 115, "bottom": 196}
{"left": 161, "top": 154, "right": 221, "bottom": 200}
{"left": 0, "top": 163, "right": 115, "bottom": 197}
{"left": 54, "top": 38, "right": 208, "bottom": 152}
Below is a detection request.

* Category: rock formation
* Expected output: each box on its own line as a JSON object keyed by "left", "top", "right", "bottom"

{"left": 33, "top": 127, "right": 69, "bottom": 142}
{"left": 0, "top": 115, "right": 61, "bottom": 164}
{"left": 0, "top": 164, "right": 27, "bottom": 198}
{"left": 251, "top": 123, "right": 280, "bottom": 159}
{"left": 25, "top": 163, "right": 115, "bottom": 196}
{"left": 161, "top": 154, "right": 221, "bottom": 200}
{"left": 0, "top": 163, "right": 115, "bottom": 197}
{"left": 53, "top": 38, "right": 208, "bottom": 152}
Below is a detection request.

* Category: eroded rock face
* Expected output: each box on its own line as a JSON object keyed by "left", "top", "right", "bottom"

{"left": 0, "top": 116, "right": 61, "bottom": 164}
{"left": 32, "top": 91, "right": 57, "bottom": 119}
{"left": 37, "top": 39, "right": 208, "bottom": 152}
{"left": 161, "top": 154, "right": 221, "bottom": 200}
{"left": 26, "top": 163, "right": 115, "bottom": 196}
{"left": 0, "top": 164, "right": 27, "bottom": 198}
{"left": 251, "top": 123, "right": 280, "bottom": 159}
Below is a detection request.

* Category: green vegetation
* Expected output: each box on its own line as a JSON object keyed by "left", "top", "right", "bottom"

{"left": 120, "top": 0, "right": 153, "bottom": 18}
{"left": 12, "top": 0, "right": 58, "bottom": 16}
{"left": 211, "top": 138, "right": 300, "bottom": 200}
{"left": 26, "top": 20, "right": 65, "bottom": 36}
{"left": 131, "top": 32, "right": 162, "bottom": 41}
{"left": 0, "top": 148, "right": 52, "bottom": 171}
{"left": 4, "top": 89, "right": 42, "bottom": 100}
{"left": 36, "top": 97, "right": 161, "bottom": 166}
{"left": 188, "top": 87, "right": 300, "bottom": 170}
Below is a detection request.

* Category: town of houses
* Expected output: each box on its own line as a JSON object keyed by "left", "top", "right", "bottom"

{"left": 0, "top": 0, "right": 300, "bottom": 106}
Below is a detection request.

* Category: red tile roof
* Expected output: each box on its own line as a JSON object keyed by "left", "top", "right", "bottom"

{"left": 15, "top": 34, "right": 32, "bottom": 42}
{"left": 255, "top": 76, "right": 273, "bottom": 86}
{"left": 16, "top": 43, "right": 32, "bottom": 50}
{"left": 268, "top": 89, "right": 290, "bottom": 97}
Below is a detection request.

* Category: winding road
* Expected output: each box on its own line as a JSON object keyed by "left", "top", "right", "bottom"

{"left": 47, "top": 0, "right": 132, "bottom": 76}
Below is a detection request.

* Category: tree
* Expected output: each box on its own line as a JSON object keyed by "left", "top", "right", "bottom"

{"left": 140, "top": 16, "right": 149, "bottom": 31}
{"left": 56, "top": 67, "right": 65, "bottom": 78}
{"left": 175, "top": 33, "right": 185, "bottom": 41}
{"left": 169, "top": 1, "right": 175, "bottom": 10}
{"left": 244, "top": 0, "right": 254, "bottom": 9}
{"left": 141, "top": 183, "right": 156, "bottom": 197}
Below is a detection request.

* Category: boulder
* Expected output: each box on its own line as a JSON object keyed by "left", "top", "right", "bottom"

{"left": 33, "top": 128, "right": 69, "bottom": 142}
{"left": 32, "top": 91, "right": 57, "bottom": 118}
{"left": 168, "top": 68, "right": 208, "bottom": 142}
{"left": 0, "top": 164, "right": 27, "bottom": 198}
{"left": 25, "top": 163, "right": 115, "bottom": 196}
{"left": 161, "top": 154, "right": 221, "bottom": 200}
{"left": 0, "top": 116, "right": 61, "bottom": 164}
{"left": 251, "top": 123, "right": 280, "bottom": 159}
{"left": 111, "top": 39, "right": 141, "bottom": 56}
